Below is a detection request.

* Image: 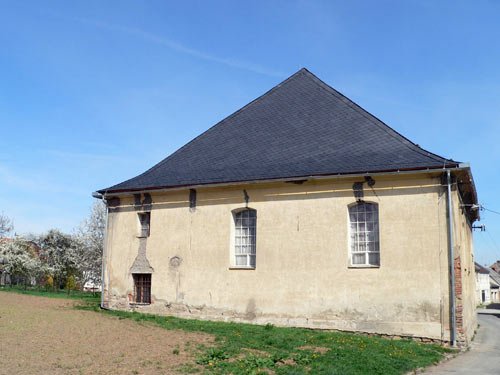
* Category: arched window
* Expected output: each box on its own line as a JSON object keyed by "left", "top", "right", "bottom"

{"left": 233, "top": 209, "right": 257, "bottom": 268}
{"left": 349, "top": 202, "right": 380, "bottom": 266}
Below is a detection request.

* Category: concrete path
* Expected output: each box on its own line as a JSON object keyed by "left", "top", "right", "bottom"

{"left": 424, "top": 310, "right": 500, "bottom": 374}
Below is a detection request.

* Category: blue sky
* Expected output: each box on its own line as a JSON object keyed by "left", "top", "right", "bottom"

{"left": 1, "top": 1, "right": 499, "bottom": 265}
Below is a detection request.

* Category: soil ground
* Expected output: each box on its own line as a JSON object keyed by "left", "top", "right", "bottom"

{"left": 0, "top": 292, "right": 212, "bottom": 375}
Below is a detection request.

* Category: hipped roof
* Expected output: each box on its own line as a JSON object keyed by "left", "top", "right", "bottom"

{"left": 99, "top": 68, "right": 459, "bottom": 194}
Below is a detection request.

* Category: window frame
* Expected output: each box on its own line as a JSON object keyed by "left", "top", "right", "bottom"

{"left": 132, "top": 273, "right": 152, "bottom": 304}
{"left": 230, "top": 208, "right": 257, "bottom": 269}
{"left": 347, "top": 201, "right": 380, "bottom": 268}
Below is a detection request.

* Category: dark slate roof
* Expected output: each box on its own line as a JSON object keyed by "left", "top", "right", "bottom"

{"left": 99, "top": 68, "right": 458, "bottom": 194}
{"left": 475, "top": 262, "right": 490, "bottom": 274}
{"left": 489, "top": 269, "right": 500, "bottom": 287}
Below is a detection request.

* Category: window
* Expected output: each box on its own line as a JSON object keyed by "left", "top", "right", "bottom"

{"left": 349, "top": 202, "right": 380, "bottom": 266}
{"left": 133, "top": 273, "right": 151, "bottom": 304}
{"left": 233, "top": 209, "right": 256, "bottom": 268}
{"left": 138, "top": 212, "right": 150, "bottom": 237}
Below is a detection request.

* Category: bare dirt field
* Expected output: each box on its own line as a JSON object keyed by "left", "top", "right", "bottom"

{"left": 0, "top": 292, "right": 212, "bottom": 375}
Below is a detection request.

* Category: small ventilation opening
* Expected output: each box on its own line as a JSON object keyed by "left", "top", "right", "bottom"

{"left": 138, "top": 212, "right": 150, "bottom": 237}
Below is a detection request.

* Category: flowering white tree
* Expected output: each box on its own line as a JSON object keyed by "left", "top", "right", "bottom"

{"left": 38, "top": 229, "right": 80, "bottom": 289}
{"left": 0, "top": 204, "right": 106, "bottom": 292}
{"left": 75, "top": 201, "right": 106, "bottom": 289}
{"left": 0, "top": 237, "right": 43, "bottom": 288}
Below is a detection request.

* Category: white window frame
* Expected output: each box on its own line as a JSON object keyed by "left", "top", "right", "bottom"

{"left": 231, "top": 208, "right": 257, "bottom": 269}
{"left": 348, "top": 201, "right": 380, "bottom": 267}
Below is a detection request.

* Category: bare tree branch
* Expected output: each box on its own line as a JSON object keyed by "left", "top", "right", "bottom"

{"left": 0, "top": 213, "right": 13, "bottom": 238}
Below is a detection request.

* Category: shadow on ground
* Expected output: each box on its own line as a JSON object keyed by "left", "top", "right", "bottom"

{"left": 480, "top": 304, "right": 500, "bottom": 319}
{"left": 485, "top": 303, "right": 500, "bottom": 309}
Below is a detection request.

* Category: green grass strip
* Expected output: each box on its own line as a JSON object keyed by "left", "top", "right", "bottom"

{"left": 77, "top": 299, "right": 452, "bottom": 374}
{"left": 1, "top": 287, "right": 452, "bottom": 374}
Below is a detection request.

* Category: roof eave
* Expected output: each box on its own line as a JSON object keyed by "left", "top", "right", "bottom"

{"left": 455, "top": 163, "right": 480, "bottom": 222}
{"left": 94, "top": 163, "right": 461, "bottom": 198}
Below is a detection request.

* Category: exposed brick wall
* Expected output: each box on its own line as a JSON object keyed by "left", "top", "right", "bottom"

{"left": 454, "top": 256, "right": 464, "bottom": 338}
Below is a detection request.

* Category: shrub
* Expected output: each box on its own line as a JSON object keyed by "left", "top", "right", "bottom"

{"left": 66, "top": 275, "right": 77, "bottom": 294}
{"left": 45, "top": 275, "right": 54, "bottom": 290}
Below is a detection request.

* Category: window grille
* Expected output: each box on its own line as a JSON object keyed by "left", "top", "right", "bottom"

{"left": 133, "top": 273, "right": 151, "bottom": 304}
{"left": 234, "top": 209, "right": 256, "bottom": 268}
{"left": 349, "top": 202, "right": 380, "bottom": 266}
{"left": 138, "top": 212, "right": 150, "bottom": 237}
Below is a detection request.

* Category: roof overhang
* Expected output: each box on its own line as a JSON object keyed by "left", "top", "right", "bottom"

{"left": 454, "top": 163, "right": 479, "bottom": 222}
{"left": 94, "top": 164, "right": 476, "bottom": 217}
{"left": 94, "top": 164, "right": 456, "bottom": 197}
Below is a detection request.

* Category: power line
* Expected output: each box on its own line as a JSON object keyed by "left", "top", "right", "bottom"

{"left": 476, "top": 232, "right": 500, "bottom": 264}
{"left": 483, "top": 206, "right": 500, "bottom": 216}
{"left": 485, "top": 230, "right": 500, "bottom": 254}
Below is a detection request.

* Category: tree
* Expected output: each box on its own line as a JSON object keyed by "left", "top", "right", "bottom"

{"left": 66, "top": 274, "right": 77, "bottom": 295}
{"left": 75, "top": 201, "right": 106, "bottom": 289}
{"left": 38, "top": 229, "right": 80, "bottom": 290}
{"left": 0, "top": 237, "right": 43, "bottom": 288}
{"left": 0, "top": 202, "right": 107, "bottom": 292}
{"left": 0, "top": 213, "right": 13, "bottom": 237}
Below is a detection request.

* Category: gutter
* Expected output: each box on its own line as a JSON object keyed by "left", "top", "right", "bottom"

{"left": 95, "top": 165, "right": 469, "bottom": 199}
{"left": 446, "top": 169, "right": 457, "bottom": 346}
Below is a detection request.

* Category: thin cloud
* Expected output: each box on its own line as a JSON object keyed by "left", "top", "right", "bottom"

{"left": 44, "top": 149, "right": 125, "bottom": 163}
{"left": 0, "top": 164, "right": 70, "bottom": 194}
{"left": 71, "top": 15, "right": 285, "bottom": 78}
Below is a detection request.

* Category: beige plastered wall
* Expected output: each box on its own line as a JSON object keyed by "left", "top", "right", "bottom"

{"left": 102, "top": 172, "right": 476, "bottom": 342}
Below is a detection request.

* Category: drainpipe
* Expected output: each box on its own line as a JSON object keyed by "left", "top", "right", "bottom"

{"left": 446, "top": 170, "right": 457, "bottom": 346}
{"left": 93, "top": 191, "right": 109, "bottom": 309}
{"left": 101, "top": 197, "right": 109, "bottom": 309}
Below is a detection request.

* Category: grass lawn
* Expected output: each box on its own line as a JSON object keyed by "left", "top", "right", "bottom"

{"left": 1, "top": 286, "right": 452, "bottom": 374}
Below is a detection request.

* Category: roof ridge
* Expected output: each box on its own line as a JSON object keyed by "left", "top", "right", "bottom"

{"left": 115, "top": 69, "right": 309, "bottom": 187}
{"left": 301, "top": 69, "right": 455, "bottom": 166}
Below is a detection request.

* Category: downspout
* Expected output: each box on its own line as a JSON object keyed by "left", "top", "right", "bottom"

{"left": 93, "top": 191, "right": 109, "bottom": 310}
{"left": 101, "top": 197, "right": 109, "bottom": 309}
{"left": 446, "top": 170, "right": 457, "bottom": 346}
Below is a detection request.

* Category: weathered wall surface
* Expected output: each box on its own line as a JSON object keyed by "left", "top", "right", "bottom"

{"left": 102, "top": 173, "right": 475, "bottom": 342}
{"left": 452, "top": 187, "right": 477, "bottom": 345}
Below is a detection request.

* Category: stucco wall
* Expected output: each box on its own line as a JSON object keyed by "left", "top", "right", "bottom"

{"left": 102, "top": 173, "right": 475, "bottom": 342}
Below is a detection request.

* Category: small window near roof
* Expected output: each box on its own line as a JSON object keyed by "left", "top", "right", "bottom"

{"left": 133, "top": 273, "right": 151, "bottom": 304}
{"left": 138, "top": 212, "right": 150, "bottom": 238}
{"left": 349, "top": 202, "right": 380, "bottom": 267}
{"left": 233, "top": 209, "right": 256, "bottom": 268}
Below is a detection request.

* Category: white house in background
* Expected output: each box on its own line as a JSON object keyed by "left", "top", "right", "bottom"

{"left": 488, "top": 269, "right": 500, "bottom": 303}
{"left": 475, "top": 263, "right": 491, "bottom": 305}
{"left": 83, "top": 280, "right": 102, "bottom": 292}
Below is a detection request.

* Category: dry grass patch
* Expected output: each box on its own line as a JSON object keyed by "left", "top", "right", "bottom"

{"left": 297, "top": 345, "right": 330, "bottom": 354}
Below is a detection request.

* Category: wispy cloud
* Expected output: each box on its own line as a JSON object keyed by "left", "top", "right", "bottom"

{"left": 44, "top": 149, "right": 125, "bottom": 163}
{"left": 0, "top": 164, "right": 72, "bottom": 194}
{"left": 47, "top": 10, "right": 285, "bottom": 78}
